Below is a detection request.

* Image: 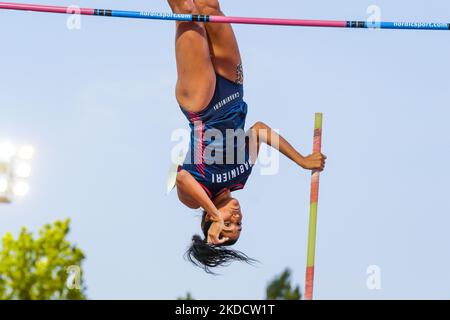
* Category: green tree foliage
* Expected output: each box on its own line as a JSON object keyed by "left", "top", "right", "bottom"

{"left": 266, "top": 268, "right": 302, "bottom": 300}
{"left": 0, "top": 219, "right": 86, "bottom": 300}
{"left": 177, "top": 292, "right": 195, "bottom": 300}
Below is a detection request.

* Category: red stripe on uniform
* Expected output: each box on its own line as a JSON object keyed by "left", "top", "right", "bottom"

{"left": 197, "top": 182, "right": 213, "bottom": 198}
{"left": 231, "top": 183, "right": 245, "bottom": 189}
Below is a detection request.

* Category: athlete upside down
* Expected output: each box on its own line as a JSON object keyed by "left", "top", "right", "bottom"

{"left": 170, "top": 0, "right": 327, "bottom": 273}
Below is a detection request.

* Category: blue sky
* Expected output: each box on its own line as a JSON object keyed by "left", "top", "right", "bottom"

{"left": 1, "top": 0, "right": 449, "bottom": 299}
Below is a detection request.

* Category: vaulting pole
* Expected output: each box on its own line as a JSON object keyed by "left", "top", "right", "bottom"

{"left": 305, "top": 113, "right": 323, "bottom": 300}
{"left": 0, "top": 2, "right": 449, "bottom": 31}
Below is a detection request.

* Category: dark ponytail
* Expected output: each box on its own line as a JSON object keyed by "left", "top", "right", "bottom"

{"left": 184, "top": 212, "right": 256, "bottom": 274}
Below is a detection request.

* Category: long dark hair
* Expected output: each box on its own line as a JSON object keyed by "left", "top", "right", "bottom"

{"left": 185, "top": 211, "right": 256, "bottom": 274}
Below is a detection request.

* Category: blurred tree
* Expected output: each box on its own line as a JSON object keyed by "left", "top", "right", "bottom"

{"left": 178, "top": 292, "right": 195, "bottom": 300}
{"left": 0, "top": 219, "right": 86, "bottom": 300}
{"left": 266, "top": 269, "right": 301, "bottom": 300}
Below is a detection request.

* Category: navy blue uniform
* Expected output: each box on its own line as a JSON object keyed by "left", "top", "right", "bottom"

{"left": 179, "top": 74, "right": 254, "bottom": 199}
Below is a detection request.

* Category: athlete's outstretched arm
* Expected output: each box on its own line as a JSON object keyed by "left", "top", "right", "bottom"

{"left": 176, "top": 170, "right": 229, "bottom": 244}
{"left": 249, "top": 121, "right": 326, "bottom": 171}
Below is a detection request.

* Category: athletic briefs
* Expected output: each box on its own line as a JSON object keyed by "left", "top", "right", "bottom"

{"left": 178, "top": 74, "right": 254, "bottom": 199}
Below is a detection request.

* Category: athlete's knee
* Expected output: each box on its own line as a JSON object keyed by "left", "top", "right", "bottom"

{"left": 252, "top": 121, "right": 268, "bottom": 131}
{"left": 168, "top": 0, "right": 198, "bottom": 14}
{"left": 194, "top": 0, "right": 221, "bottom": 14}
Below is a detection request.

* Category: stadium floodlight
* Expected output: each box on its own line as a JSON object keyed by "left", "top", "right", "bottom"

{"left": 13, "top": 181, "right": 30, "bottom": 197}
{"left": 0, "top": 178, "right": 8, "bottom": 193}
{"left": 0, "top": 161, "right": 8, "bottom": 173}
{"left": 0, "top": 159, "right": 11, "bottom": 203}
{"left": 17, "top": 145, "right": 35, "bottom": 160}
{"left": 15, "top": 163, "right": 32, "bottom": 178}
{"left": 0, "top": 142, "right": 16, "bottom": 161}
{"left": 0, "top": 176, "right": 10, "bottom": 203}
{"left": 0, "top": 141, "right": 35, "bottom": 204}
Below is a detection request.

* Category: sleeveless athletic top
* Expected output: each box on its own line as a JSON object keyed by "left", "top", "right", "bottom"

{"left": 178, "top": 74, "right": 254, "bottom": 199}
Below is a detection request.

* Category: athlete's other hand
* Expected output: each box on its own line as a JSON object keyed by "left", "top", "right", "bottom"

{"left": 301, "top": 153, "right": 326, "bottom": 171}
{"left": 207, "top": 218, "right": 230, "bottom": 245}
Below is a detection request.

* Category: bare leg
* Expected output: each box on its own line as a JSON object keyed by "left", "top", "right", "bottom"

{"left": 168, "top": 0, "right": 216, "bottom": 113}
{"left": 194, "top": 0, "right": 244, "bottom": 84}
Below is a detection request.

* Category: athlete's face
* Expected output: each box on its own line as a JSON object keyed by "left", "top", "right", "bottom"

{"left": 218, "top": 198, "right": 243, "bottom": 242}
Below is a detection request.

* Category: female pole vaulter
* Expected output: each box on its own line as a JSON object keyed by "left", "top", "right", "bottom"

{"left": 169, "top": 0, "right": 326, "bottom": 273}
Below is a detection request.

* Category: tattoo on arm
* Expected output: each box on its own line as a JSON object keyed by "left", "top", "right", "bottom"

{"left": 236, "top": 63, "right": 244, "bottom": 85}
